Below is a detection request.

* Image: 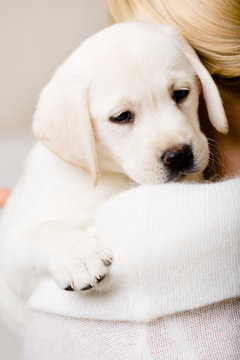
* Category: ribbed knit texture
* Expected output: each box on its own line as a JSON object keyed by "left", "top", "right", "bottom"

{"left": 25, "top": 178, "right": 240, "bottom": 359}
{"left": 28, "top": 178, "right": 240, "bottom": 322}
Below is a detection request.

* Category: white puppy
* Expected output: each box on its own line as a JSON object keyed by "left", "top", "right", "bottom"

{"left": 0, "top": 22, "right": 227, "bottom": 335}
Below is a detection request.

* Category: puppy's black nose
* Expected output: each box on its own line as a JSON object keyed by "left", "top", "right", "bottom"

{"left": 161, "top": 144, "right": 194, "bottom": 173}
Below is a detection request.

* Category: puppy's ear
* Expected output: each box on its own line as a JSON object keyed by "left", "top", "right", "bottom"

{"left": 33, "top": 74, "right": 99, "bottom": 186}
{"left": 165, "top": 26, "right": 228, "bottom": 134}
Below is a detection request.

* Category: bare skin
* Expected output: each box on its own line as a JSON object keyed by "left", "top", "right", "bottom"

{"left": 201, "top": 79, "right": 240, "bottom": 180}
{"left": 215, "top": 83, "right": 240, "bottom": 176}
{"left": 0, "top": 189, "right": 11, "bottom": 207}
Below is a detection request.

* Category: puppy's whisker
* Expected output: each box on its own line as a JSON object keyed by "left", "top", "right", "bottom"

{"left": 206, "top": 136, "right": 230, "bottom": 179}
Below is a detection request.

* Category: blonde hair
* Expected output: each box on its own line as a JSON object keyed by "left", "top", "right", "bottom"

{"left": 107, "top": 0, "right": 240, "bottom": 78}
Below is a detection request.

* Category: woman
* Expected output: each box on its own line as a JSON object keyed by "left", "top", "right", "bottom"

{"left": 15, "top": 1, "right": 240, "bottom": 359}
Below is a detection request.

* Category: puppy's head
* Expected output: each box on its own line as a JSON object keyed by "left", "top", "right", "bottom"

{"left": 33, "top": 22, "right": 228, "bottom": 185}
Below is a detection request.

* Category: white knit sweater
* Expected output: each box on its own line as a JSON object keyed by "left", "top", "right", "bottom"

{"left": 28, "top": 177, "right": 240, "bottom": 321}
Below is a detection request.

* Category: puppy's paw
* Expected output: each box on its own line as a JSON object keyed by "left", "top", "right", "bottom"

{"left": 48, "top": 236, "right": 113, "bottom": 292}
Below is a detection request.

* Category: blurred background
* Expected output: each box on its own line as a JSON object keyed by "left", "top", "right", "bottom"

{"left": 0, "top": 0, "right": 108, "bottom": 187}
{"left": 0, "top": 1, "right": 108, "bottom": 358}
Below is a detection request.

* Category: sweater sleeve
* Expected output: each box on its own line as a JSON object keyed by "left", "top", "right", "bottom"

{"left": 28, "top": 178, "right": 240, "bottom": 321}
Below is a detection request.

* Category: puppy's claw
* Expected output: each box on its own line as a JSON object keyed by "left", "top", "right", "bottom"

{"left": 96, "top": 274, "right": 105, "bottom": 283}
{"left": 65, "top": 282, "right": 74, "bottom": 291}
{"left": 81, "top": 283, "right": 94, "bottom": 291}
{"left": 102, "top": 258, "right": 112, "bottom": 267}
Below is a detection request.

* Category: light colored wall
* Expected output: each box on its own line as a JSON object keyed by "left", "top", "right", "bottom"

{"left": 0, "top": 0, "right": 108, "bottom": 132}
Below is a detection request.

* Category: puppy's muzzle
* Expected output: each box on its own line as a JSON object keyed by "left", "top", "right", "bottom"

{"left": 161, "top": 144, "right": 194, "bottom": 179}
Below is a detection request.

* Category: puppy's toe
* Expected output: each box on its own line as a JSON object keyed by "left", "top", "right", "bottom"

{"left": 49, "top": 236, "right": 113, "bottom": 293}
{"left": 102, "top": 257, "right": 113, "bottom": 267}
{"left": 81, "top": 283, "right": 94, "bottom": 291}
{"left": 96, "top": 274, "right": 105, "bottom": 283}
{"left": 78, "top": 252, "right": 113, "bottom": 291}
{"left": 64, "top": 284, "right": 74, "bottom": 291}
{"left": 51, "top": 239, "right": 113, "bottom": 293}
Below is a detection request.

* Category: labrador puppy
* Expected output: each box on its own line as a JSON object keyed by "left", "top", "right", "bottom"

{"left": 0, "top": 22, "right": 227, "bottom": 335}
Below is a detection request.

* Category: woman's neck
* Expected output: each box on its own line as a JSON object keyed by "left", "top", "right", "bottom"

{"left": 201, "top": 80, "right": 240, "bottom": 180}
{"left": 215, "top": 83, "right": 240, "bottom": 177}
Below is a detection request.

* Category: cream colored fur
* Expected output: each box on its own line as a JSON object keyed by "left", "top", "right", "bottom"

{"left": 0, "top": 22, "right": 227, "bottom": 337}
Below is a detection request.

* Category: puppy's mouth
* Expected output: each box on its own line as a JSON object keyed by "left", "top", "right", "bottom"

{"left": 166, "top": 166, "right": 199, "bottom": 183}
{"left": 124, "top": 143, "right": 202, "bottom": 184}
{"left": 167, "top": 173, "right": 186, "bottom": 183}
{"left": 128, "top": 166, "right": 199, "bottom": 185}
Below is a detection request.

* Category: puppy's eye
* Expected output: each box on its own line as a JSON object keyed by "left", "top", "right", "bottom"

{"left": 109, "top": 111, "right": 134, "bottom": 124}
{"left": 173, "top": 89, "right": 190, "bottom": 104}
